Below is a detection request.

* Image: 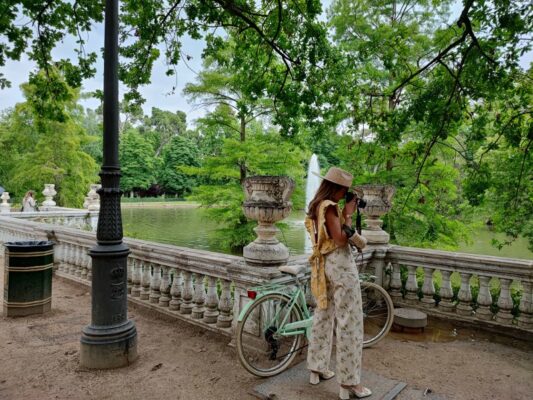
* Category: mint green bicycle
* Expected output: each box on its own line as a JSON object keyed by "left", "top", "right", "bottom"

{"left": 236, "top": 264, "right": 394, "bottom": 377}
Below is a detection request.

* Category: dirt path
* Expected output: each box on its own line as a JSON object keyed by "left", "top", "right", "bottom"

{"left": 0, "top": 276, "right": 531, "bottom": 400}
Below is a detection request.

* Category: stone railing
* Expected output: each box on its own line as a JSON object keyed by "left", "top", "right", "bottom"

{"left": 386, "top": 246, "right": 533, "bottom": 333}
{"left": 7, "top": 208, "right": 99, "bottom": 232}
{"left": 0, "top": 216, "right": 327, "bottom": 338}
{"left": 1, "top": 215, "right": 531, "bottom": 337}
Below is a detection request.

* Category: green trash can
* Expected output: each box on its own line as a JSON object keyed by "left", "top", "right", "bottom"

{"left": 3, "top": 240, "right": 54, "bottom": 317}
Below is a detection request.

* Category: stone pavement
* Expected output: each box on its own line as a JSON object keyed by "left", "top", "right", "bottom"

{"left": 251, "top": 361, "right": 448, "bottom": 400}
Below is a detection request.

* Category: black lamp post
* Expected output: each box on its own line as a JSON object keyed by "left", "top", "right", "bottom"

{"left": 80, "top": 0, "right": 138, "bottom": 369}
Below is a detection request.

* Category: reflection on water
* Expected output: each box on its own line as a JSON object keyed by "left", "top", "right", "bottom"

{"left": 121, "top": 206, "right": 533, "bottom": 259}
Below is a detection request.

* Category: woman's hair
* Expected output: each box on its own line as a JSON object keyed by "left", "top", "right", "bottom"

{"left": 307, "top": 180, "right": 346, "bottom": 220}
{"left": 23, "top": 190, "right": 34, "bottom": 200}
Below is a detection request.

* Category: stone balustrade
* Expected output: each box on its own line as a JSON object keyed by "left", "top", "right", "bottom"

{"left": 0, "top": 216, "right": 312, "bottom": 337}
{"left": 1, "top": 215, "right": 531, "bottom": 337}
{"left": 7, "top": 208, "right": 98, "bottom": 231}
{"left": 387, "top": 245, "right": 533, "bottom": 332}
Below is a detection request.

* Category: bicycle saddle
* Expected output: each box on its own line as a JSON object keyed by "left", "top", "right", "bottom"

{"left": 278, "top": 265, "right": 306, "bottom": 276}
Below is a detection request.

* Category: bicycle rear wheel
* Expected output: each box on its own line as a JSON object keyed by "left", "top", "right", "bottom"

{"left": 236, "top": 293, "right": 304, "bottom": 377}
{"left": 361, "top": 281, "right": 394, "bottom": 347}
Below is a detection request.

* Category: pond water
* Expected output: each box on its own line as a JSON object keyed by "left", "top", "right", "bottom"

{"left": 121, "top": 206, "right": 533, "bottom": 260}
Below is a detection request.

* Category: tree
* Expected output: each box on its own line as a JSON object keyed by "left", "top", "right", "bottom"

{"left": 184, "top": 42, "right": 274, "bottom": 183}
{"left": 141, "top": 107, "right": 187, "bottom": 157}
{"left": 119, "top": 129, "right": 156, "bottom": 195}
{"left": 0, "top": 1, "right": 328, "bottom": 123}
{"left": 325, "top": 0, "right": 533, "bottom": 249}
{"left": 158, "top": 135, "right": 200, "bottom": 196}
{"left": 0, "top": 71, "right": 98, "bottom": 207}
{"left": 184, "top": 116, "right": 306, "bottom": 251}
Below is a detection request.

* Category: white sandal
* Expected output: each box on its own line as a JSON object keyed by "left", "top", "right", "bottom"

{"left": 309, "top": 370, "right": 336, "bottom": 385}
{"left": 339, "top": 385, "right": 372, "bottom": 399}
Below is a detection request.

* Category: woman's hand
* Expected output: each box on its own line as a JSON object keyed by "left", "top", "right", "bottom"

{"left": 343, "top": 196, "right": 357, "bottom": 217}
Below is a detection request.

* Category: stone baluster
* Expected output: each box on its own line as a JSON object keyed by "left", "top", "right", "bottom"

{"left": 149, "top": 263, "right": 162, "bottom": 304}
{"left": 420, "top": 267, "right": 435, "bottom": 307}
{"left": 217, "top": 279, "right": 233, "bottom": 328}
{"left": 192, "top": 273, "right": 206, "bottom": 319}
{"left": 53, "top": 242, "right": 62, "bottom": 271}
{"left": 495, "top": 278, "right": 514, "bottom": 324}
{"left": 61, "top": 243, "right": 69, "bottom": 274}
{"left": 71, "top": 244, "right": 79, "bottom": 276}
{"left": 127, "top": 257, "right": 134, "bottom": 294}
{"left": 305, "top": 281, "right": 316, "bottom": 309}
{"left": 517, "top": 281, "right": 532, "bottom": 330}
{"left": 456, "top": 272, "right": 473, "bottom": 316}
{"left": 438, "top": 270, "right": 455, "bottom": 312}
{"left": 87, "top": 255, "right": 92, "bottom": 281}
{"left": 169, "top": 269, "right": 183, "bottom": 311}
{"left": 56, "top": 242, "right": 65, "bottom": 272}
{"left": 60, "top": 243, "right": 69, "bottom": 273}
{"left": 389, "top": 263, "right": 402, "bottom": 303}
{"left": 75, "top": 244, "right": 84, "bottom": 277}
{"left": 140, "top": 261, "right": 151, "bottom": 301}
{"left": 180, "top": 271, "right": 194, "bottom": 314}
{"left": 66, "top": 243, "right": 75, "bottom": 275}
{"left": 204, "top": 276, "right": 219, "bottom": 324}
{"left": 475, "top": 275, "right": 493, "bottom": 320}
{"left": 404, "top": 265, "right": 419, "bottom": 304}
{"left": 159, "top": 266, "right": 171, "bottom": 307}
{"left": 131, "top": 259, "right": 141, "bottom": 297}
{"left": 80, "top": 248, "right": 89, "bottom": 280}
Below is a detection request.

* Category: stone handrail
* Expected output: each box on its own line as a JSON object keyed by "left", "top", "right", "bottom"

{"left": 386, "top": 245, "right": 533, "bottom": 332}
{"left": 7, "top": 208, "right": 99, "bottom": 231}
{"left": 0, "top": 216, "right": 318, "bottom": 337}
{"left": 2, "top": 214, "right": 530, "bottom": 337}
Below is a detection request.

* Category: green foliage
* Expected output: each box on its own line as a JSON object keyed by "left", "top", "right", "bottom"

{"left": 184, "top": 122, "right": 306, "bottom": 252}
{"left": 141, "top": 107, "right": 187, "bottom": 156}
{"left": 119, "top": 129, "right": 156, "bottom": 193}
{"left": 158, "top": 135, "right": 200, "bottom": 196}
{"left": 0, "top": 71, "right": 98, "bottom": 207}
{"left": 1, "top": 0, "right": 532, "bottom": 253}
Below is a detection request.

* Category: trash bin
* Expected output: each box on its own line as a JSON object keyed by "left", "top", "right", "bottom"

{"left": 3, "top": 240, "right": 54, "bottom": 317}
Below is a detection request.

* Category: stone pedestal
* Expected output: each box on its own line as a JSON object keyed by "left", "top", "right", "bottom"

{"left": 242, "top": 176, "right": 294, "bottom": 267}
{"left": 87, "top": 184, "right": 101, "bottom": 211}
{"left": 354, "top": 184, "right": 395, "bottom": 246}
{"left": 0, "top": 192, "right": 11, "bottom": 214}
{"left": 367, "top": 246, "right": 387, "bottom": 287}
{"left": 392, "top": 308, "right": 427, "bottom": 333}
{"left": 41, "top": 184, "right": 57, "bottom": 210}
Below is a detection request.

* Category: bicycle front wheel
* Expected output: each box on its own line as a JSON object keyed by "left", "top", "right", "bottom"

{"left": 361, "top": 281, "right": 394, "bottom": 347}
{"left": 236, "top": 293, "right": 304, "bottom": 377}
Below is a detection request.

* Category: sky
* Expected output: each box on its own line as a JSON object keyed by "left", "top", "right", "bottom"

{"left": 0, "top": 1, "right": 530, "bottom": 127}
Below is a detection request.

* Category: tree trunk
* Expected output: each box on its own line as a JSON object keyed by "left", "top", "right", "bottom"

{"left": 239, "top": 115, "right": 246, "bottom": 184}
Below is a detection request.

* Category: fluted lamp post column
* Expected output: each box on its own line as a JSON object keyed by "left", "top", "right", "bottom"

{"left": 80, "top": 0, "right": 138, "bottom": 369}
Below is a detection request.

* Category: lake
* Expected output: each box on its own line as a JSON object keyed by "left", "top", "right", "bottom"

{"left": 121, "top": 205, "right": 533, "bottom": 260}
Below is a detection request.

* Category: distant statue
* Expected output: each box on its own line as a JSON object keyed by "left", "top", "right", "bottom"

{"left": 22, "top": 190, "right": 37, "bottom": 212}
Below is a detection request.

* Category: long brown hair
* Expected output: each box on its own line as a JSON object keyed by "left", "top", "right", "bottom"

{"left": 307, "top": 180, "right": 345, "bottom": 220}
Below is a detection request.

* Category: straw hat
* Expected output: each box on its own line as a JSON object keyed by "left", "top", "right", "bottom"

{"left": 313, "top": 167, "right": 353, "bottom": 188}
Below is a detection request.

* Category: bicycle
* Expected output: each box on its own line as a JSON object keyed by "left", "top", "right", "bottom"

{"left": 236, "top": 263, "right": 394, "bottom": 377}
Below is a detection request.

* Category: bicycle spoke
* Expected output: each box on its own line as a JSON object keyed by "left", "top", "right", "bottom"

{"left": 237, "top": 294, "right": 305, "bottom": 376}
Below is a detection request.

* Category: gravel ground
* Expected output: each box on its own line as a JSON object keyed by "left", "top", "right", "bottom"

{"left": 0, "top": 271, "right": 531, "bottom": 400}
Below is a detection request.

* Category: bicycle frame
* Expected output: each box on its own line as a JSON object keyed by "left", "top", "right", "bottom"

{"left": 237, "top": 281, "right": 314, "bottom": 339}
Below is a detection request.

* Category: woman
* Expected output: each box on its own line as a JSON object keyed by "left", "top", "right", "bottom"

{"left": 22, "top": 190, "right": 36, "bottom": 212}
{"left": 305, "top": 167, "right": 371, "bottom": 399}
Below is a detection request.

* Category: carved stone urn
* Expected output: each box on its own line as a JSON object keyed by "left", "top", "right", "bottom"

{"left": 242, "top": 176, "right": 295, "bottom": 266}
{"left": 87, "top": 184, "right": 101, "bottom": 211}
{"left": 0, "top": 192, "right": 11, "bottom": 214}
{"left": 353, "top": 184, "right": 396, "bottom": 245}
{"left": 41, "top": 184, "right": 57, "bottom": 210}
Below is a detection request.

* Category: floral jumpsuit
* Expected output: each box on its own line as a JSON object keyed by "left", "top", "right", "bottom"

{"left": 306, "top": 203, "right": 364, "bottom": 385}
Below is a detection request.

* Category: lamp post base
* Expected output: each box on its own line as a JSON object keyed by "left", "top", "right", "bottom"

{"left": 80, "top": 319, "right": 137, "bottom": 369}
